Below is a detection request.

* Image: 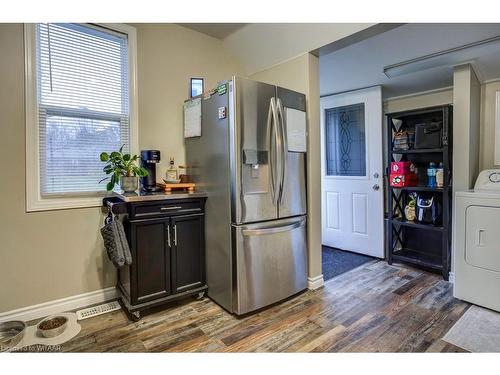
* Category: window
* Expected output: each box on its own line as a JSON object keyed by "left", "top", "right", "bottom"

{"left": 25, "top": 23, "right": 138, "bottom": 211}
{"left": 324, "top": 103, "right": 366, "bottom": 177}
{"left": 190, "top": 77, "right": 204, "bottom": 98}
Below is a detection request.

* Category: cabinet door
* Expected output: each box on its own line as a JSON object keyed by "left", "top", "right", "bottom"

{"left": 171, "top": 214, "right": 205, "bottom": 293}
{"left": 130, "top": 218, "right": 171, "bottom": 304}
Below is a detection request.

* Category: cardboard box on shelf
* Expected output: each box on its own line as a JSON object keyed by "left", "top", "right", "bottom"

{"left": 390, "top": 173, "right": 418, "bottom": 188}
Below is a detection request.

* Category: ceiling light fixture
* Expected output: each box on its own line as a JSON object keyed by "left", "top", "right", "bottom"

{"left": 383, "top": 34, "right": 500, "bottom": 78}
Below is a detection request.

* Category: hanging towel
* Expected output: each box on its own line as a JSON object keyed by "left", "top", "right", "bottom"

{"left": 101, "top": 221, "right": 125, "bottom": 267}
{"left": 115, "top": 219, "right": 132, "bottom": 266}
{"left": 100, "top": 219, "right": 132, "bottom": 268}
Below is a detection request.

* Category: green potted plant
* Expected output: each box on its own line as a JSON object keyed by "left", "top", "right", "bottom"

{"left": 99, "top": 145, "right": 149, "bottom": 192}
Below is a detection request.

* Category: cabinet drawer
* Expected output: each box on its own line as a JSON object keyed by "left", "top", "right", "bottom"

{"left": 130, "top": 199, "right": 203, "bottom": 219}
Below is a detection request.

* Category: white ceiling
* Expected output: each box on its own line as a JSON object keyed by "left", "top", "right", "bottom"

{"left": 223, "top": 23, "right": 374, "bottom": 75}
{"left": 320, "top": 23, "right": 500, "bottom": 99}
{"left": 178, "top": 23, "right": 247, "bottom": 39}
{"left": 180, "top": 23, "right": 376, "bottom": 75}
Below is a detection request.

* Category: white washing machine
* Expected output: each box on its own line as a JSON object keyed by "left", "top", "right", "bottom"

{"left": 454, "top": 169, "right": 500, "bottom": 312}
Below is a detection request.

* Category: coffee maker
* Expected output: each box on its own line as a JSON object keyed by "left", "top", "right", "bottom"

{"left": 140, "top": 150, "right": 161, "bottom": 192}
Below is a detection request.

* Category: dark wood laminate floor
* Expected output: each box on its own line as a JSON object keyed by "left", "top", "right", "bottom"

{"left": 57, "top": 260, "right": 471, "bottom": 352}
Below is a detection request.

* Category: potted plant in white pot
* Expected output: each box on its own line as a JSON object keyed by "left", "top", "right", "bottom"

{"left": 99, "top": 145, "right": 149, "bottom": 192}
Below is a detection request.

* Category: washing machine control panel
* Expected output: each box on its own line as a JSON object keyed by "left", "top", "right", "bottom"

{"left": 489, "top": 172, "right": 500, "bottom": 183}
{"left": 474, "top": 169, "right": 500, "bottom": 192}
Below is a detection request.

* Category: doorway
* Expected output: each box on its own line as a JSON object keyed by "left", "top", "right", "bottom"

{"left": 320, "top": 86, "right": 385, "bottom": 263}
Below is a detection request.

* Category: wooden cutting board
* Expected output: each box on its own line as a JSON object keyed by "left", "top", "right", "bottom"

{"left": 157, "top": 182, "right": 196, "bottom": 192}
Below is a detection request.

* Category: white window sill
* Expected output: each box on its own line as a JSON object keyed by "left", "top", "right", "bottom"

{"left": 26, "top": 195, "right": 105, "bottom": 212}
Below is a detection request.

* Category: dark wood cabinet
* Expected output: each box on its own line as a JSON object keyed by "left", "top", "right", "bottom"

{"left": 130, "top": 218, "right": 171, "bottom": 304}
{"left": 171, "top": 214, "right": 205, "bottom": 294}
{"left": 107, "top": 195, "right": 208, "bottom": 320}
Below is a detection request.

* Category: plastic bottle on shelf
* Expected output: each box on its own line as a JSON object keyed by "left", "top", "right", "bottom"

{"left": 427, "top": 162, "right": 437, "bottom": 188}
{"left": 436, "top": 162, "right": 444, "bottom": 188}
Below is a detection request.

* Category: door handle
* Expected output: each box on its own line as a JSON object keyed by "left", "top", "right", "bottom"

{"left": 276, "top": 98, "right": 287, "bottom": 204}
{"left": 372, "top": 184, "right": 380, "bottom": 191}
{"left": 268, "top": 98, "right": 277, "bottom": 204}
{"left": 271, "top": 97, "right": 281, "bottom": 206}
{"left": 161, "top": 206, "right": 182, "bottom": 211}
{"left": 167, "top": 225, "right": 171, "bottom": 247}
{"left": 269, "top": 97, "right": 281, "bottom": 206}
{"left": 241, "top": 218, "right": 306, "bottom": 236}
{"left": 173, "top": 224, "right": 177, "bottom": 246}
{"left": 477, "top": 229, "right": 485, "bottom": 246}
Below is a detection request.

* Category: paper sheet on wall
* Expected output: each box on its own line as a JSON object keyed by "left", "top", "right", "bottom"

{"left": 184, "top": 98, "right": 202, "bottom": 138}
{"left": 286, "top": 108, "right": 307, "bottom": 152}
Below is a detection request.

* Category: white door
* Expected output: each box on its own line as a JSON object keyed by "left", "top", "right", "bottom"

{"left": 320, "top": 86, "right": 384, "bottom": 258}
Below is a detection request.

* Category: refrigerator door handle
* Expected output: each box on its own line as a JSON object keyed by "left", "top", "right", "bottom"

{"left": 269, "top": 97, "right": 281, "bottom": 205}
{"left": 267, "top": 98, "right": 276, "bottom": 204}
{"left": 241, "top": 217, "right": 306, "bottom": 236}
{"left": 276, "top": 98, "right": 287, "bottom": 205}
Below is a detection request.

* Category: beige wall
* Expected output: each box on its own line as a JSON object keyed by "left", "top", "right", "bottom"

{"left": 250, "top": 53, "right": 323, "bottom": 281}
{"left": 453, "top": 64, "right": 481, "bottom": 194}
{"left": 450, "top": 64, "right": 482, "bottom": 274}
{"left": 470, "top": 70, "right": 482, "bottom": 188}
{"left": 480, "top": 80, "right": 500, "bottom": 170}
{"left": 250, "top": 54, "right": 311, "bottom": 92}
{"left": 135, "top": 24, "right": 243, "bottom": 172}
{"left": 384, "top": 88, "right": 453, "bottom": 114}
{"left": 0, "top": 23, "right": 242, "bottom": 312}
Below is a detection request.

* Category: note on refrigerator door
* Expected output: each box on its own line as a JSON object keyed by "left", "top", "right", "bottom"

{"left": 286, "top": 108, "right": 307, "bottom": 152}
{"left": 183, "top": 98, "right": 202, "bottom": 138}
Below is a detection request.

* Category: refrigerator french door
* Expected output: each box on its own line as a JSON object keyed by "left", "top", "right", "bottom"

{"left": 232, "top": 79, "right": 307, "bottom": 224}
{"left": 185, "top": 77, "right": 308, "bottom": 315}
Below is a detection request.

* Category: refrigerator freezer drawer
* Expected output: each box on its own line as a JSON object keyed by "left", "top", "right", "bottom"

{"left": 233, "top": 216, "right": 308, "bottom": 315}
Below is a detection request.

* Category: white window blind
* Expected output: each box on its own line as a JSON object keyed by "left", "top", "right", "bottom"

{"left": 36, "top": 23, "right": 130, "bottom": 195}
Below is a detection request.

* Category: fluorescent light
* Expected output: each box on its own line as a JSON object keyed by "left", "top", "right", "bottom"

{"left": 384, "top": 34, "right": 500, "bottom": 78}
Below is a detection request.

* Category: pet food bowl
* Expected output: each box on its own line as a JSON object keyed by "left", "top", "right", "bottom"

{"left": 0, "top": 320, "right": 26, "bottom": 352}
{"left": 37, "top": 315, "right": 68, "bottom": 338}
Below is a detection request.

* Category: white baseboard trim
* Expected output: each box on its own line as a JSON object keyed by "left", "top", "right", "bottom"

{"left": 448, "top": 272, "right": 455, "bottom": 284}
{"left": 307, "top": 274, "right": 324, "bottom": 290}
{"left": 0, "top": 287, "right": 118, "bottom": 323}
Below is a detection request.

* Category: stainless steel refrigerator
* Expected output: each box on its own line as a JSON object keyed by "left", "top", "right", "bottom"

{"left": 185, "top": 76, "right": 308, "bottom": 315}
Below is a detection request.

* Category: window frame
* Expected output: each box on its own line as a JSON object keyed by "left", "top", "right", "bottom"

{"left": 24, "top": 23, "right": 139, "bottom": 212}
{"left": 189, "top": 77, "right": 204, "bottom": 98}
